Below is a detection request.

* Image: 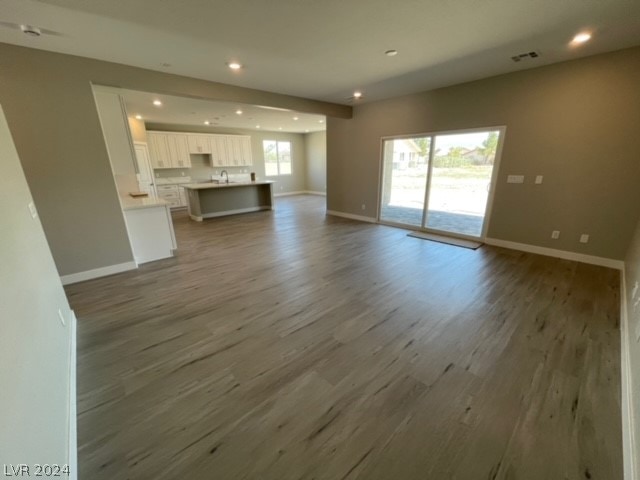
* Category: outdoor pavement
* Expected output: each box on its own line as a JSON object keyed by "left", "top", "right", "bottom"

{"left": 380, "top": 205, "right": 483, "bottom": 237}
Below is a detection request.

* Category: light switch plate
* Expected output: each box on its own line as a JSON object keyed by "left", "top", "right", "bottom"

{"left": 507, "top": 175, "right": 525, "bottom": 184}
{"left": 535, "top": 175, "right": 543, "bottom": 184}
{"left": 579, "top": 234, "right": 589, "bottom": 244}
{"left": 28, "top": 202, "right": 38, "bottom": 219}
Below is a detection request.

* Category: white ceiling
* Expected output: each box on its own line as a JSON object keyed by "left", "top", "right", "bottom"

{"left": 116, "top": 88, "right": 326, "bottom": 133}
{"left": 1, "top": 0, "right": 640, "bottom": 104}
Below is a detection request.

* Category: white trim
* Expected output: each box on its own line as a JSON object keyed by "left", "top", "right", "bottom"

{"left": 274, "top": 191, "right": 307, "bottom": 197}
{"left": 305, "top": 191, "right": 327, "bottom": 196}
{"left": 326, "top": 210, "right": 377, "bottom": 224}
{"left": 68, "top": 311, "right": 78, "bottom": 480}
{"left": 189, "top": 206, "right": 272, "bottom": 221}
{"left": 484, "top": 237, "right": 624, "bottom": 269}
{"left": 621, "top": 268, "right": 638, "bottom": 480}
{"left": 60, "top": 261, "right": 137, "bottom": 285}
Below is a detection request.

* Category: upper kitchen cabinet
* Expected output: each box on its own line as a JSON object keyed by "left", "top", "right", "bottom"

{"left": 226, "top": 135, "right": 253, "bottom": 166}
{"left": 187, "top": 134, "right": 212, "bottom": 154}
{"left": 147, "top": 132, "right": 191, "bottom": 169}
{"left": 210, "top": 135, "right": 252, "bottom": 167}
{"left": 166, "top": 133, "right": 191, "bottom": 168}
{"left": 209, "top": 135, "right": 229, "bottom": 167}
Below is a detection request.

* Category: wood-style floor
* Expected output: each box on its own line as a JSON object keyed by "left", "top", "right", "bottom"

{"left": 66, "top": 195, "right": 622, "bottom": 480}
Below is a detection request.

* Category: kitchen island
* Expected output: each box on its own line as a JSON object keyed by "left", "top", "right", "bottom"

{"left": 183, "top": 181, "right": 275, "bottom": 221}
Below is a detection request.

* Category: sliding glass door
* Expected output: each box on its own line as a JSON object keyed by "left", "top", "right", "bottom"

{"left": 379, "top": 136, "right": 431, "bottom": 227}
{"left": 379, "top": 128, "right": 503, "bottom": 239}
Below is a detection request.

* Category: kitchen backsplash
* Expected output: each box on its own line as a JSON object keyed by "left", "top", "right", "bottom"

{"left": 154, "top": 155, "right": 256, "bottom": 182}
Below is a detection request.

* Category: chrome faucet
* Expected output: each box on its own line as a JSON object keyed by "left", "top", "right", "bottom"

{"left": 220, "top": 170, "right": 229, "bottom": 183}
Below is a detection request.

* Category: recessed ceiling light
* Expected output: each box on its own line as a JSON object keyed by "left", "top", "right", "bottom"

{"left": 256, "top": 125, "right": 261, "bottom": 129}
{"left": 353, "top": 91, "right": 363, "bottom": 99}
{"left": 153, "top": 100, "right": 162, "bottom": 106}
{"left": 293, "top": 116, "right": 299, "bottom": 121}
{"left": 572, "top": 32, "right": 592, "bottom": 44}
{"left": 228, "top": 62, "right": 242, "bottom": 70}
{"left": 385, "top": 49, "right": 398, "bottom": 57}
{"left": 318, "top": 119, "right": 324, "bottom": 124}
{"left": 135, "top": 114, "right": 142, "bottom": 120}
{"left": 236, "top": 110, "right": 243, "bottom": 115}
{"left": 278, "top": 127, "right": 283, "bottom": 130}
{"left": 204, "top": 121, "right": 210, "bottom": 125}
{"left": 305, "top": 129, "right": 309, "bottom": 133}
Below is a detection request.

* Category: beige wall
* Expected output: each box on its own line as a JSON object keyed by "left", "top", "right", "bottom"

{"left": 624, "top": 218, "right": 640, "bottom": 478}
{"left": 0, "top": 105, "right": 74, "bottom": 467}
{"left": 0, "top": 42, "right": 349, "bottom": 276}
{"left": 305, "top": 131, "right": 327, "bottom": 194}
{"left": 146, "top": 123, "right": 308, "bottom": 194}
{"left": 129, "top": 116, "right": 148, "bottom": 143}
{"left": 327, "top": 47, "right": 640, "bottom": 259}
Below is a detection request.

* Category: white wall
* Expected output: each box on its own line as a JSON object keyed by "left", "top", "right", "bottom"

{"left": 0, "top": 105, "right": 75, "bottom": 469}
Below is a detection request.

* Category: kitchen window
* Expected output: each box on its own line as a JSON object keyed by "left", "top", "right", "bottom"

{"left": 263, "top": 140, "right": 292, "bottom": 176}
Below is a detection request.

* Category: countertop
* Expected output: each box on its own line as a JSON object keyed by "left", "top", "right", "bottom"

{"left": 121, "top": 195, "right": 170, "bottom": 211}
{"left": 183, "top": 180, "right": 275, "bottom": 191}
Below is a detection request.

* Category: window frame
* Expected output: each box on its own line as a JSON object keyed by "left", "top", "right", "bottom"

{"left": 263, "top": 139, "right": 293, "bottom": 177}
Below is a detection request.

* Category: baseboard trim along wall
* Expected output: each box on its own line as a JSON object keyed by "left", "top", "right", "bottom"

{"left": 274, "top": 191, "right": 327, "bottom": 197}
{"left": 621, "top": 269, "right": 638, "bottom": 480}
{"left": 484, "top": 238, "right": 624, "bottom": 270}
{"left": 60, "top": 261, "right": 137, "bottom": 285}
{"left": 274, "top": 191, "right": 308, "bottom": 197}
{"left": 68, "top": 311, "right": 78, "bottom": 480}
{"left": 326, "top": 210, "right": 377, "bottom": 224}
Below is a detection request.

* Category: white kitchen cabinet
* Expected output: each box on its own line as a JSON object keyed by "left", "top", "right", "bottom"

{"left": 208, "top": 135, "right": 252, "bottom": 167}
{"left": 165, "top": 133, "right": 191, "bottom": 168}
{"left": 239, "top": 135, "right": 253, "bottom": 166}
{"left": 147, "top": 132, "right": 170, "bottom": 169}
{"left": 147, "top": 132, "right": 191, "bottom": 169}
{"left": 226, "top": 136, "right": 242, "bottom": 166}
{"left": 187, "top": 134, "right": 212, "bottom": 154}
{"left": 209, "top": 135, "right": 229, "bottom": 167}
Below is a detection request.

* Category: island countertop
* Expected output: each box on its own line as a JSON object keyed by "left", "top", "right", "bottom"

{"left": 183, "top": 180, "right": 275, "bottom": 191}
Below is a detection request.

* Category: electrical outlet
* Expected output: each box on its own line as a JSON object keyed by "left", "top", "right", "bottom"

{"left": 181, "top": 171, "right": 185, "bottom": 176}
{"left": 57, "top": 308, "right": 66, "bottom": 326}
{"left": 535, "top": 175, "right": 543, "bottom": 184}
{"left": 28, "top": 202, "right": 38, "bottom": 219}
{"left": 551, "top": 230, "right": 560, "bottom": 239}
{"left": 579, "top": 234, "right": 589, "bottom": 244}
{"left": 361, "top": 204, "right": 366, "bottom": 211}
{"left": 507, "top": 175, "right": 524, "bottom": 184}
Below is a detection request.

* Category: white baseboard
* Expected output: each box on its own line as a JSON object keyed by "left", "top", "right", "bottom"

{"left": 273, "top": 191, "right": 327, "bottom": 197}
{"left": 621, "top": 268, "right": 638, "bottom": 480}
{"left": 326, "top": 210, "right": 377, "bottom": 224}
{"left": 60, "top": 261, "right": 137, "bottom": 285}
{"left": 68, "top": 311, "right": 78, "bottom": 480}
{"left": 274, "top": 191, "right": 307, "bottom": 197}
{"left": 484, "top": 237, "right": 624, "bottom": 270}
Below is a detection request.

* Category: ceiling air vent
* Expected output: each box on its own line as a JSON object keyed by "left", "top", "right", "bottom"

{"left": 511, "top": 51, "right": 540, "bottom": 63}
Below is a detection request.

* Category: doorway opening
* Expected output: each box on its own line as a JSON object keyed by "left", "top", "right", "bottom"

{"left": 379, "top": 127, "right": 505, "bottom": 239}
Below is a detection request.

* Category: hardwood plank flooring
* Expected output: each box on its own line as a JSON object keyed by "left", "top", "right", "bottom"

{"left": 65, "top": 195, "right": 622, "bottom": 479}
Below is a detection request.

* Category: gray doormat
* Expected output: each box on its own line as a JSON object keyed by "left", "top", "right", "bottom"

{"left": 407, "top": 231, "right": 483, "bottom": 250}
